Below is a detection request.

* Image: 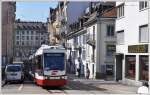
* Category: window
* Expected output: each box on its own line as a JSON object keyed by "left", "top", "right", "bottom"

{"left": 22, "top": 42, "right": 24, "bottom": 45}
{"left": 107, "top": 25, "right": 115, "bottom": 36}
{"left": 139, "top": 1, "right": 148, "bottom": 10}
{"left": 27, "top": 36, "right": 29, "bottom": 40}
{"left": 83, "top": 35, "right": 86, "bottom": 44}
{"left": 139, "top": 55, "right": 148, "bottom": 81}
{"left": 106, "top": 65, "right": 113, "bottom": 75}
{"left": 22, "top": 36, "right": 24, "bottom": 40}
{"left": 93, "top": 26, "right": 95, "bottom": 33}
{"left": 92, "top": 64, "right": 94, "bottom": 75}
{"left": 31, "top": 36, "right": 33, "bottom": 40}
{"left": 16, "top": 36, "right": 19, "bottom": 40}
{"left": 93, "top": 26, "right": 95, "bottom": 40}
{"left": 117, "top": 4, "right": 124, "bottom": 18}
{"left": 22, "top": 31, "right": 25, "bottom": 35}
{"left": 106, "top": 45, "right": 116, "bottom": 56}
{"left": 16, "top": 41, "right": 19, "bottom": 45}
{"left": 31, "top": 31, "right": 33, "bottom": 35}
{"left": 27, "top": 31, "right": 29, "bottom": 34}
{"left": 82, "top": 49, "right": 86, "bottom": 60}
{"left": 125, "top": 55, "right": 136, "bottom": 79}
{"left": 117, "top": 30, "right": 124, "bottom": 44}
{"left": 139, "top": 25, "right": 148, "bottom": 43}
{"left": 36, "top": 36, "right": 38, "bottom": 40}
{"left": 16, "top": 31, "right": 19, "bottom": 35}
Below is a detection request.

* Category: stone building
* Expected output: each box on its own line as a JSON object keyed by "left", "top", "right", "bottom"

{"left": 14, "top": 19, "right": 48, "bottom": 61}
{"left": 47, "top": 6, "right": 61, "bottom": 45}
{"left": 2, "top": 2, "right": 16, "bottom": 65}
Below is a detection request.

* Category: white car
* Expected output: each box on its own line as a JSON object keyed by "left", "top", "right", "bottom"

{"left": 5, "top": 64, "right": 24, "bottom": 83}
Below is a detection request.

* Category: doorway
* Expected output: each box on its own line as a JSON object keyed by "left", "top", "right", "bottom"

{"left": 116, "top": 54, "right": 123, "bottom": 81}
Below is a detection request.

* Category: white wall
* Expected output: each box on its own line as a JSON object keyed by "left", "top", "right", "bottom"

{"left": 116, "top": 2, "right": 149, "bottom": 86}
{"left": 116, "top": 2, "right": 148, "bottom": 54}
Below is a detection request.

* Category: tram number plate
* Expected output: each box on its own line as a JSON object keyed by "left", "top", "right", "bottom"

{"left": 48, "top": 77, "right": 60, "bottom": 79}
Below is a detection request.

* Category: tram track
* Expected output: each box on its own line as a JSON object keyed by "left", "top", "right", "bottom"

{"left": 45, "top": 86, "right": 68, "bottom": 94}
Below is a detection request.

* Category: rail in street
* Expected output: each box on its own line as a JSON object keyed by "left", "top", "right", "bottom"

{"left": 1, "top": 75, "right": 138, "bottom": 94}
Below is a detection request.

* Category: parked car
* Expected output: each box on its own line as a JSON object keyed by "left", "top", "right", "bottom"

{"left": 5, "top": 64, "right": 25, "bottom": 83}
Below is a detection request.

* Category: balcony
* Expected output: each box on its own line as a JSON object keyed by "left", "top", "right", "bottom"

{"left": 104, "top": 36, "right": 116, "bottom": 42}
{"left": 86, "top": 34, "right": 95, "bottom": 46}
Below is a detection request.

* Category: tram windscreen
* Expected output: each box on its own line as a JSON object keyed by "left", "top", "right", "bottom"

{"left": 44, "top": 53, "right": 64, "bottom": 71}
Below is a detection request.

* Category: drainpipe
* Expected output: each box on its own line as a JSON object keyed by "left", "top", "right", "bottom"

{"left": 148, "top": 0, "right": 150, "bottom": 93}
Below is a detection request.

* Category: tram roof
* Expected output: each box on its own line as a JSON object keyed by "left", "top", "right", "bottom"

{"left": 34, "top": 44, "right": 65, "bottom": 56}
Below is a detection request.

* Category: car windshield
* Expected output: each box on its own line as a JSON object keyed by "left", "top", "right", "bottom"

{"left": 7, "top": 66, "right": 21, "bottom": 72}
{"left": 44, "top": 53, "right": 64, "bottom": 71}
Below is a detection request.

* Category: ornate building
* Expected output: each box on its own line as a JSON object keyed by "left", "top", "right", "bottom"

{"left": 14, "top": 19, "right": 48, "bottom": 61}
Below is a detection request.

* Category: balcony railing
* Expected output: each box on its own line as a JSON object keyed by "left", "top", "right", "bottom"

{"left": 86, "top": 34, "right": 95, "bottom": 46}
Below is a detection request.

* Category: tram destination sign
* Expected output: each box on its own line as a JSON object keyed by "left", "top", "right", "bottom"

{"left": 128, "top": 44, "right": 148, "bottom": 53}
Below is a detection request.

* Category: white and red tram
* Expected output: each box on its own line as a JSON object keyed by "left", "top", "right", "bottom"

{"left": 29, "top": 45, "right": 67, "bottom": 86}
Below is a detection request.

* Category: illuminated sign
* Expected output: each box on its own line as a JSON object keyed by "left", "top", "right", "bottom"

{"left": 128, "top": 44, "right": 148, "bottom": 53}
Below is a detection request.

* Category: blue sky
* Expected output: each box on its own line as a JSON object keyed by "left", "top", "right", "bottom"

{"left": 16, "top": 2, "right": 58, "bottom": 22}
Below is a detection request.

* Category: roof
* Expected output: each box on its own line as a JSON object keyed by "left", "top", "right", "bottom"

{"left": 101, "top": 7, "right": 117, "bottom": 18}
{"left": 83, "top": 7, "right": 116, "bottom": 26}
{"left": 34, "top": 44, "right": 65, "bottom": 56}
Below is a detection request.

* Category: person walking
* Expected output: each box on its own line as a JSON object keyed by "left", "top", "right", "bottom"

{"left": 77, "top": 68, "right": 81, "bottom": 78}
{"left": 86, "top": 65, "right": 90, "bottom": 79}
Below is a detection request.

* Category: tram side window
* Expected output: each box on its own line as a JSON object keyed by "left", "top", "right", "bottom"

{"left": 35, "top": 56, "right": 43, "bottom": 75}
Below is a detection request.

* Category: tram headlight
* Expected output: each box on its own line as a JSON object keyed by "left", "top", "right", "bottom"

{"left": 61, "top": 76, "right": 67, "bottom": 79}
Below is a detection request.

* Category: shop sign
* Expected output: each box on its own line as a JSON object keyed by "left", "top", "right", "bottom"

{"left": 128, "top": 44, "right": 148, "bottom": 53}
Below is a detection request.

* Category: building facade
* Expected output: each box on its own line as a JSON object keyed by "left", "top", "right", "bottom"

{"left": 48, "top": 1, "right": 90, "bottom": 46}
{"left": 67, "top": 2, "right": 116, "bottom": 79}
{"left": 2, "top": 2, "right": 16, "bottom": 65}
{"left": 115, "top": 1, "right": 149, "bottom": 86}
{"left": 47, "top": 6, "right": 61, "bottom": 45}
{"left": 14, "top": 20, "right": 48, "bottom": 61}
{"left": 64, "top": 1, "right": 90, "bottom": 74}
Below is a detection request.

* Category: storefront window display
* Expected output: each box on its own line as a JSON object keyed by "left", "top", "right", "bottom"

{"left": 125, "top": 55, "right": 136, "bottom": 79}
{"left": 139, "top": 55, "right": 148, "bottom": 81}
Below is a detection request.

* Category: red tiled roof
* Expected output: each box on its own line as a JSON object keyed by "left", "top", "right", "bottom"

{"left": 101, "top": 7, "right": 117, "bottom": 17}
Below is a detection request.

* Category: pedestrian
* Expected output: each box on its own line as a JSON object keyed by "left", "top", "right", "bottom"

{"left": 86, "top": 66, "right": 90, "bottom": 79}
{"left": 77, "top": 68, "right": 81, "bottom": 78}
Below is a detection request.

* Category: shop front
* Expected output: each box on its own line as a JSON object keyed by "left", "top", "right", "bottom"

{"left": 124, "top": 44, "right": 149, "bottom": 86}
{"left": 116, "top": 44, "right": 149, "bottom": 86}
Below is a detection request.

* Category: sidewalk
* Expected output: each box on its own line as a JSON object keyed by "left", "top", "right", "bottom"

{"left": 68, "top": 74, "right": 116, "bottom": 84}
{"left": 67, "top": 74, "right": 139, "bottom": 94}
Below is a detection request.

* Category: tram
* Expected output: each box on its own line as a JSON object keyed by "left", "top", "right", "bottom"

{"left": 29, "top": 45, "right": 67, "bottom": 86}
